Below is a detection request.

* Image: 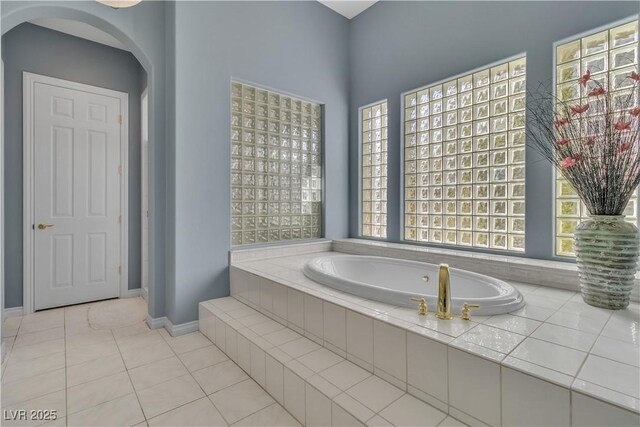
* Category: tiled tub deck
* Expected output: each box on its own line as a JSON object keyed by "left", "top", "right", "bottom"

{"left": 201, "top": 298, "right": 460, "bottom": 427}
{"left": 218, "top": 240, "right": 640, "bottom": 426}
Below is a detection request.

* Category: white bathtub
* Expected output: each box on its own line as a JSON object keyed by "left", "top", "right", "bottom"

{"left": 304, "top": 255, "right": 524, "bottom": 316}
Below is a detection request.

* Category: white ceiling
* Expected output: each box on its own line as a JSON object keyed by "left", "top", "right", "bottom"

{"left": 30, "top": 17, "right": 128, "bottom": 51}
{"left": 318, "top": 0, "right": 378, "bottom": 19}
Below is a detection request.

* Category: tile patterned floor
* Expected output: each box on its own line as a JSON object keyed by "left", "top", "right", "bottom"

{"left": 1, "top": 298, "right": 300, "bottom": 426}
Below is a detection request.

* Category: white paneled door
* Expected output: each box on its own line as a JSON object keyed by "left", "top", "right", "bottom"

{"left": 29, "top": 75, "right": 126, "bottom": 310}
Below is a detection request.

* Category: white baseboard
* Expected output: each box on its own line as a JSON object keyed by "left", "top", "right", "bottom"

{"left": 146, "top": 315, "right": 166, "bottom": 330}
{"left": 124, "top": 288, "right": 142, "bottom": 298}
{"left": 3, "top": 306, "right": 23, "bottom": 319}
{"left": 146, "top": 315, "right": 199, "bottom": 337}
{"left": 169, "top": 320, "right": 199, "bottom": 336}
{"left": 141, "top": 287, "right": 148, "bottom": 301}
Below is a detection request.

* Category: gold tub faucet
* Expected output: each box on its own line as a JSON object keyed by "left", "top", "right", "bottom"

{"left": 435, "top": 264, "right": 453, "bottom": 320}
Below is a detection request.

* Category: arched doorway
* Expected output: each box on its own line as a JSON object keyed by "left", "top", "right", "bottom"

{"left": 1, "top": 2, "right": 164, "bottom": 322}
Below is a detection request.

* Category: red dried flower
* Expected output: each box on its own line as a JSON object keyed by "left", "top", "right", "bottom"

{"left": 560, "top": 157, "right": 578, "bottom": 169}
{"left": 554, "top": 117, "right": 570, "bottom": 127}
{"left": 614, "top": 121, "right": 632, "bottom": 131}
{"left": 630, "top": 71, "right": 640, "bottom": 81}
{"left": 588, "top": 87, "right": 606, "bottom": 97}
{"left": 571, "top": 104, "right": 590, "bottom": 115}
{"left": 581, "top": 70, "right": 591, "bottom": 87}
{"left": 556, "top": 138, "right": 571, "bottom": 146}
{"left": 618, "top": 142, "right": 632, "bottom": 152}
{"left": 629, "top": 107, "right": 640, "bottom": 117}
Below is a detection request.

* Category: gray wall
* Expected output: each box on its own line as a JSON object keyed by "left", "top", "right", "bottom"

{"left": 2, "top": 22, "right": 146, "bottom": 307}
{"left": 349, "top": 1, "right": 640, "bottom": 260}
{"left": 169, "top": 1, "right": 350, "bottom": 324}
{"left": 2, "top": 1, "right": 636, "bottom": 324}
{"left": 1, "top": 0, "right": 168, "bottom": 320}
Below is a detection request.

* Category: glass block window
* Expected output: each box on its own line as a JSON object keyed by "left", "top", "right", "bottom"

{"left": 403, "top": 56, "right": 527, "bottom": 252}
{"left": 361, "top": 101, "right": 388, "bottom": 238}
{"left": 555, "top": 20, "right": 639, "bottom": 256}
{"left": 231, "top": 82, "right": 322, "bottom": 245}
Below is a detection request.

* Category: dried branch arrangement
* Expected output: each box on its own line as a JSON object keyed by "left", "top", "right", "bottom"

{"left": 526, "top": 70, "right": 640, "bottom": 215}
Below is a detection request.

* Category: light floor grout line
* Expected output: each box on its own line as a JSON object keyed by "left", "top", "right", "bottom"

{"left": 110, "top": 326, "right": 148, "bottom": 425}
{"left": 3, "top": 303, "right": 144, "bottom": 425}
{"left": 64, "top": 307, "right": 69, "bottom": 427}
{"left": 155, "top": 329, "right": 225, "bottom": 423}
{"left": 158, "top": 327, "right": 298, "bottom": 427}
{"left": 230, "top": 402, "right": 293, "bottom": 427}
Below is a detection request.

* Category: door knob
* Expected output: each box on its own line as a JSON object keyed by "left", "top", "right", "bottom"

{"left": 37, "top": 223, "right": 54, "bottom": 230}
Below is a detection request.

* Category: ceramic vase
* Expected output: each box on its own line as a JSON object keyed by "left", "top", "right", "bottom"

{"left": 574, "top": 215, "right": 640, "bottom": 310}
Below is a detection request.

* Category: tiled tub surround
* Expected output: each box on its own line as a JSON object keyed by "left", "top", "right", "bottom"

{"left": 225, "top": 242, "right": 640, "bottom": 426}
{"left": 200, "top": 298, "right": 459, "bottom": 427}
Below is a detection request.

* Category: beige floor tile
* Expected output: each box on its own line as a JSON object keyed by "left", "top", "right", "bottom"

{"left": 2, "top": 298, "right": 308, "bottom": 427}
{"left": 1, "top": 390, "right": 66, "bottom": 426}
{"left": 40, "top": 416, "right": 66, "bottom": 427}
{"left": 65, "top": 322, "right": 94, "bottom": 338}
{"left": 66, "top": 330, "right": 114, "bottom": 349}
{"left": 437, "top": 416, "right": 468, "bottom": 426}
{"left": 178, "top": 345, "right": 228, "bottom": 372}
{"left": 147, "top": 397, "right": 227, "bottom": 426}
{"left": 116, "top": 330, "right": 165, "bottom": 353}
{"left": 7, "top": 339, "right": 65, "bottom": 362}
{"left": 121, "top": 340, "right": 174, "bottom": 369}
{"left": 192, "top": 360, "right": 249, "bottom": 395}
{"left": 65, "top": 304, "right": 89, "bottom": 317}
{"left": 20, "top": 310, "right": 64, "bottom": 327}
{"left": 13, "top": 327, "right": 64, "bottom": 348}
{"left": 210, "top": 379, "right": 274, "bottom": 424}
{"left": 378, "top": 394, "right": 447, "bottom": 427}
{"left": 161, "top": 331, "right": 212, "bottom": 354}
{"left": 3, "top": 352, "right": 65, "bottom": 383}
{"left": 3, "top": 317, "right": 22, "bottom": 338}
{"left": 66, "top": 353, "right": 126, "bottom": 387}
{"left": 64, "top": 305, "right": 90, "bottom": 321}
{"left": 66, "top": 339, "right": 120, "bottom": 366}
{"left": 367, "top": 415, "right": 394, "bottom": 426}
{"left": 136, "top": 374, "right": 205, "bottom": 419}
{"left": 19, "top": 316, "right": 64, "bottom": 335}
{"left": 112, "top": 322, "right": 151, "bottom": 339}
{"left": 67, "top": 371, "right": 134, "bottom": 415}
{"left": 1, "top": 369, "right": 66, "bottom": 407}
{"left": 129, "top": 356, "right": 189, "bottom": 391}
{"left": 231, "top": 403, "right": 300, "bottom": 426}
{"left": 87, "top": 297, "right": 147, "bottom": 331}
{"left": 3, "top": 336, "right": 16, "bottom": 357}
{"left": 67, "top": 393, "right": 144, "bottom": 426}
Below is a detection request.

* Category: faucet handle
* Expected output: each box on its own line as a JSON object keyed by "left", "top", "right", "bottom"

{"left": 410, "top": 297, "right": 428, "bottom": 316}
{"left": 461, "top": 303, "right": 480, "bottom": 321}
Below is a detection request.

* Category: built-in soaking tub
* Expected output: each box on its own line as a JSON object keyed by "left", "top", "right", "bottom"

{"left": 304, "top": 255, "right": 524, "bottom": 316}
